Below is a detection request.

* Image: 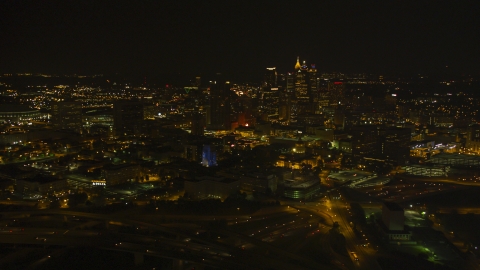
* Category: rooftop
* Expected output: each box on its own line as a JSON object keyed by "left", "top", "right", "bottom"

{"left": 429, "top": 153, "right": 480, "bottom": 161}
{"left": 383, "top": 201, "right": 404, "bottom": 212}
{"left": 191, "top": 176, "right": 239, "bottom": 184}
{"left": 0, "top": 104, "right": 39, "bottom": 113}
{"left": 284, "top": 179, "right": 319, "bottom": 189}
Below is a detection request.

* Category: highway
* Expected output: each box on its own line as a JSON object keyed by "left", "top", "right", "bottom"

{"left": 0, "top": 207, "right": 339, "bottom": 269}
{"left": 0, "top": 227, "right": 248, "bottom": 269}
{"left": 328, "top": 194, "right": 381, "bottom": 270}
{"left": 287, "top": 196, "right": 381, "bottom": 270}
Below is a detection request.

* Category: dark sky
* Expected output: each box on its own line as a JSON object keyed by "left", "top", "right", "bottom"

{"left": 1, "top": 0, "right": 479, "bottom": 78}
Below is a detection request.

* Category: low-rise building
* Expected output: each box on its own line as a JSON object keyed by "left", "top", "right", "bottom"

{"left": 405, "top": 164, "right": 449, "bottom": 177}
{"left": 101, "top": 163, "right": 141, "bottom": 186}
{"left": 283, "top": 179, "right": 321, "bottom": 200}
{"left": 16, "top": 175, "right": 67, "bottom": 195}
{"left": 217, "top": 170, "right": 279, "bottom": 195}
{"left": 428, "top": 153, "right": 480, "bottom": 167}
{"left": 378, "top": 202, "right": 411, "bottom": 242}
{"left": 184, "top": 176, "right": 240, "bottom": 200}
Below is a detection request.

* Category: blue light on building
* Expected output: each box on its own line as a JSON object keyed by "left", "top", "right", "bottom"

{"left": 201, "top": 145, "right": 217, "bottom": 167}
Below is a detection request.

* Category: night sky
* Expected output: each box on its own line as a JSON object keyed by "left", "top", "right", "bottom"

{"left": 1, "top": 1, "right": 479, "bottom": 78}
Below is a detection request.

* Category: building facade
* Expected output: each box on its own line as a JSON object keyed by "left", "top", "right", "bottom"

{"left": 52, "top": 101, "right": 83, "bottom": 132}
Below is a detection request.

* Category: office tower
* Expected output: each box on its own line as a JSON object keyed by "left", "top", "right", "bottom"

{"left": 292, "top": 58, "right": 318, "bottom": 101}
{"left": 307, "top": 64, "right": 319, "bottom": 101}
{"left": 285, "top": 71, "right": 295, "bottom": 94}
{"left": 185, "top": 144, "right": 201, "bottom": 162}
{"left": 195, "top": 76, "right": 201, "bottom": 87}
{"left": 208, "top": 74, "right": 231, "bottom": 130}
{"left": 143, "top": 105, "right": 157, "bottom": 120}
{"left": 289, "top": 57, "right": 318, "bottom": 120}
{"left": 264, "top": 67, "right": 277, "bottom": 88}
{"left": 262, "top": 67, "right": 280, "bottom": 115}
{"left": 52, "top": 101, "right": 82, "bottom": 132}
{"left": 465, "top": 124, "right": 480, "bottom": 153}
{"left": 382, "top": 127, "right": 411, "bottom": 165}
{"left": 351, "top": 125, "right": 410, "bottom": 165}
{"left": 351, "top": 125, "right": 380, "bottom": 161}
{"left": 113, "top": 101, "right": 143, "bottom": 136}
{"left": 191, "top": 112, "right": 205, "bottom": 136}
{"left": 294, "top": 57, "right": 309, "bottom": 100}
{"left": 278, "top": 84, "right": 292, "bottom": 122}
{"left": 327, "top": 81, "right": 345, "bottom": 106}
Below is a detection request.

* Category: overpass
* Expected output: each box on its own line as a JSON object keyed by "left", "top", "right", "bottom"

{"left": 0, "top": 228, "right": 247, "bottom": 269}
{"left": 0, "top": 208, "right": 336, "bottom": 269}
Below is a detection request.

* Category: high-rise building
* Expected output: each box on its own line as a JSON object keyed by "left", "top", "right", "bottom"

{"left": 466, "top": 124, "right": 480, "bottom": 153}
{"left": 351, "top": 125, "right": 410, "bottom": 165}
{"left": 113, "top": 101, "right": 143, "bottom": 136}
{"left": 307, "top": 64, "right": 319, "bottom": 101}
{"left": 262, "top": 67, "right": 280, "bottom": 115}
{"left": 382, "top": 127, "right": 411, "bottom": 165}
{"left": 294, "top": 57, "right": 309, "bottom": 100}
{"left": 288, "top": 57, "right": 319, "bottom": 120}
{"left": 351, "top": 125, "right": 380, "bottom": 161}
{"left": 52, "top": 101, "right": 82, "bottom": 132}
{"left": 191, "top": 112, "right": 205, "bottom": 136}
{"left": 264, "top": 67, "right": 277, "bottom": 88}
{"left": 195, "top": 76, "right": 201, "bottom": 87}
{"left": 327, "top": 81, "right": 345, "bottom": 106}
{"left": 208, "top": 74, "right": 231, "bottom": 130}
{"left": 292, "top": 57, "right": 318, "bottom": 101}
{"left": 285, "top": 71, "right": 295, "bottom": 94}
{"left": 184, "top": 144, "right": 202, "bottom": 162}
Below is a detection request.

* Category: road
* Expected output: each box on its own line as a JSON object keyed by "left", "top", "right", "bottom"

{"left": 0, "top": 227, "right": 246, "bottom": 269}
{"left": 329, "top": 195, "right": 381, "bottom": 270}
{"left": 0, "top": 207, "right": 338, "bottom": 269}
{"left": 288, "top": 196, "right": 381, "bottom": 270}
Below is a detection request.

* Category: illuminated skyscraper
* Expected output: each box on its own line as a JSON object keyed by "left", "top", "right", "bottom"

{"left": 289, "top": 57, "right": 318, "bottom": 120}
{"left": 294, "top": 57, "right": 308, "bottom": 100}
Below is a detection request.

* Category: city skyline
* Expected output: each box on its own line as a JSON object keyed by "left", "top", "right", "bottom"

{"left": 1, "top": 1, "right": 479, "bottom": 77}
{"left": 1, "top": 2, "right": 480, "bottom": 269}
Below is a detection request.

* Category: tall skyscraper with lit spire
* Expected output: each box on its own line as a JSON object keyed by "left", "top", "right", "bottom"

{"left": 285, "top": 56, "right": 318, "bottom": 121}
{"left": 294, "top": 56, "right": 301, "bottom": 70}
{"left": 294, "top": 57, "right": 309, "bottom": 100}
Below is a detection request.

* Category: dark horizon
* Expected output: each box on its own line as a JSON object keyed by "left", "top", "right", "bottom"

{"left": 1, "top": 1, "right": 479, "bottom": 77}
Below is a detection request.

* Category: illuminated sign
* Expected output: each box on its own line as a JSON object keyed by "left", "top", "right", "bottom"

{"left": 92, "top": 180, "right": 106, "bottom": 186}
{"left": 334, "top": 82, "right": 343, "bottom": 85}
{"left": 271, "top": 87, "right": 278, "bottom": 91}
{"left": 391, "top": 94, "right": 397, "bottom": 96}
